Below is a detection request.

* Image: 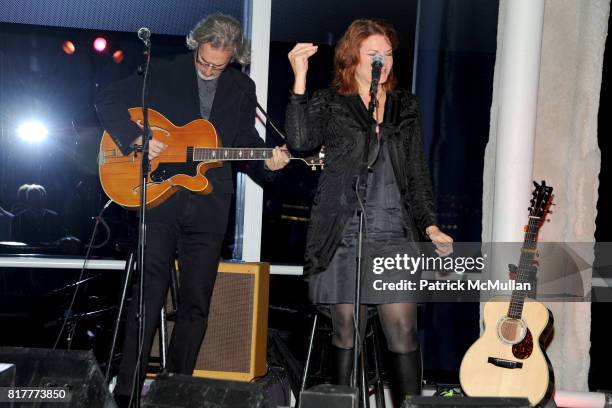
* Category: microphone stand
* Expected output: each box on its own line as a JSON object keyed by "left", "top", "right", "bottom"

{"left": 351, "top": 63, "right": 382, "bottom": 408}
{"left": 132, "top": 38, "right": 152, "bottom": 408}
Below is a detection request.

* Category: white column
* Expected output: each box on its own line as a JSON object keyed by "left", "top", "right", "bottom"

{"left": 242, "top": 0, "right": 271, "bottom": 262}
{"left": 491, "top": 0, "right": 545, "bottom": 244}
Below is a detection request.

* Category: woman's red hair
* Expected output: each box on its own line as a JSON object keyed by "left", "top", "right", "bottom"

{"left": 333, "top": 19, "right": 399, "bottom": 95}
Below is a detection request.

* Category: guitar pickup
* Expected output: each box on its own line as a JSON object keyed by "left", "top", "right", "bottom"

{"left": 487, "top": 357, "right": 523, "bottom": 369}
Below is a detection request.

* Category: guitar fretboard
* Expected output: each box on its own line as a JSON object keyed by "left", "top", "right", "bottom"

{"left": 191, "top": 147, "right": 293, "bottom": 161}
{"left": 507, "top": 216, "right": 539, "bottom": 319}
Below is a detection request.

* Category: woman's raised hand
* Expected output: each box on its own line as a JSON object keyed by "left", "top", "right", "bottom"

{"left": 288, "top": 43, "right": 318, "bottom": 95}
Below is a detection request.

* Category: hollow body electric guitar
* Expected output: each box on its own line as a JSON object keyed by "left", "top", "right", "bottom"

{"left": 459, "top": 181, "right": 555, "bottom": 407}
{"left": 98, "top": 108, "right": 324, "bottom": 208}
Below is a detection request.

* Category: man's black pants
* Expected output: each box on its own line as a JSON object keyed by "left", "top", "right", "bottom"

{"left": 113, "top": 218, "right": 224, "bottom": 398}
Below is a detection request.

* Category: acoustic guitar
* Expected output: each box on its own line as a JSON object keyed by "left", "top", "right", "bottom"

{"left": 98, "top": 108, "right": 324, "bottom": 208}
{"left": 459, "top": 181, "right": 555, "bottom": 407}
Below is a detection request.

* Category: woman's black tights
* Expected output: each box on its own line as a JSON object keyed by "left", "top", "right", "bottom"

{"left": 330, "top": 303, "right": 418, "bottom": 353}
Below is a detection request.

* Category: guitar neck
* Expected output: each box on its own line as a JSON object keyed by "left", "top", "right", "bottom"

{"left": 192, "top": 147, "right": 293, "bottom": 161}
{"left": 507, "top": 216, "right": 540, "bottom": 319}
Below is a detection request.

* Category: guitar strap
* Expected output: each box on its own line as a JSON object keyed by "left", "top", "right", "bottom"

{"left": 233, "top": 69, "right": 288, "bottom": 142}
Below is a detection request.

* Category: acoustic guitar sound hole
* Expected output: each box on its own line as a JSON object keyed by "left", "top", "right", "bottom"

{"left": 497, "top": 316, "right": 527, "bottom": 344}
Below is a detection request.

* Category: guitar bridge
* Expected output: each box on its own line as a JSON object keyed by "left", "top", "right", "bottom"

{"left": 487, "top": 357, "right": 523, "bottom": 369}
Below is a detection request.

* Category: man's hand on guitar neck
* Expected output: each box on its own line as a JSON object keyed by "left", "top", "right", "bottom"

{"left": 132, "top": 136, "right": 168, "bottom": 160}
{"left": 264, "top": 144, "right": 290, "bottom": 171}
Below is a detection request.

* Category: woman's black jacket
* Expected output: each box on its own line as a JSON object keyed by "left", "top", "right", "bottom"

{"left": 285, "top": 88, "right": 437, "bottom": 276}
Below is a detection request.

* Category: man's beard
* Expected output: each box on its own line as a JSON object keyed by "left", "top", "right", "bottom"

{"left": 197, "top": 70, "right": 218, "bottom": 81}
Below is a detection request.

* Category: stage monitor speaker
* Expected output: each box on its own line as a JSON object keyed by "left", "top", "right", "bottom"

{"left": 401, "top": 396, "right": 531, "bottom": 407}
{"left": 299, "top": 384, "right": 358, "bottom": 408}
{"left": 0, "top": 363, "right": 15, "bottom": 386}
{"left": 151, "top": 262, "right": 269, "bottom": 381}
{"left": 142, "top": 373, "right": 271, "bottom": 408}
{"left": 0, "top": 347, "right": 115, "bottom": 407}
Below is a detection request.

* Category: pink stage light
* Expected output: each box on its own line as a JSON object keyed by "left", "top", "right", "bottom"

{"left": 93, "top": 37, "right": 107, "bottom": 52}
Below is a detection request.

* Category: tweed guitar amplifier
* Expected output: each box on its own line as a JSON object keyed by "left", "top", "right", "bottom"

{"left": 150, "top": 262, "right": 269, "bottom": 381}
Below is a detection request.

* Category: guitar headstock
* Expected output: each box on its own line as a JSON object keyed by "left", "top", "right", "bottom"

{"left": 529, "top": 180, "right": 554, "bottom": 226}
{"left": 296, "top": 146, "right": 325, "bottom": 171}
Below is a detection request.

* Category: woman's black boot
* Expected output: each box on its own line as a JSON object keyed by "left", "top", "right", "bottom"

{"left": 331, "top": 345, "right": 354, "bottom": 386}
{"left": 389, "top": 348, "right": 422, "bottom": 405}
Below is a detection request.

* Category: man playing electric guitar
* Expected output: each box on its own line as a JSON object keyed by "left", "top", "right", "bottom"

{"left": 95, "top": 13, "right": 289, "bottom": 407}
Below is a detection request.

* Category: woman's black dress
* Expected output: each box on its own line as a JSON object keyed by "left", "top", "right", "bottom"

{"left": 309, "top": 135, "right": 422, "bottom": 304}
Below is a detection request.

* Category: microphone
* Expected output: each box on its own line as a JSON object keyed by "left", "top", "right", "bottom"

{"left": 371, "top": 53, "right": 384, "bottom": 88}
{"left": 369, "top": 53, "right": 384, "bottom": 108}
{"left": 367, "top": 53, "right": 384, "bottom": 169}
{"left": 137, "top": 27, "right": 151, "bottom": 46}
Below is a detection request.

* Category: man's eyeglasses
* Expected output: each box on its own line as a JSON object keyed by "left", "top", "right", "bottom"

{"left": 195, "top": 49, "right": 229, "bottom": 72}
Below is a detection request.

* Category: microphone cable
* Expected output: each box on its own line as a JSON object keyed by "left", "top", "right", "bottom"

{"left": 52, "top": 199, "right": 113, "bottom": 349}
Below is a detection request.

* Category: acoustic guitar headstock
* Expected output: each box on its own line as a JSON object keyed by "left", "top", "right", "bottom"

{"left": 529, "top": 180, "right": 554, "bottom": 227}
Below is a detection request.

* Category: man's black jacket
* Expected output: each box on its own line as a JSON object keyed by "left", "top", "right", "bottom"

{"left": 95, "top": 53, "right": 270, "bottom": 232}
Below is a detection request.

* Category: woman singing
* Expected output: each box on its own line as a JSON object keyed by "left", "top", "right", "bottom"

{"left": 285, "top": 19, "right": 453, "bottom": 402}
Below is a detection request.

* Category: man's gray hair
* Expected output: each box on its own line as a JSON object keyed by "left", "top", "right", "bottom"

{"left": 186, "top": 13, "right": 250, "bottom": 65}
